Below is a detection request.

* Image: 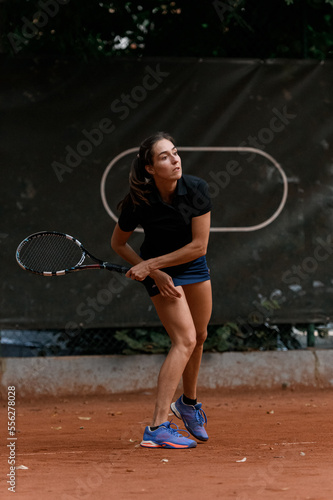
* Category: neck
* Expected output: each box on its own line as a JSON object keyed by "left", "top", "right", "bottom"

{"left": 155, "top": 179, "right": 178, "bottom": 204}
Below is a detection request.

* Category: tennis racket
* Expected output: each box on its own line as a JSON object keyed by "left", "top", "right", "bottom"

{"left": 16, "top": 231, "right": 130, "bottom": 277}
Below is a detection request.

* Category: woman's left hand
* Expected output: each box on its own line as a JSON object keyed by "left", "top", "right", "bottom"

{"left": 126, "top": 260, "right": 151, "bottom": 281}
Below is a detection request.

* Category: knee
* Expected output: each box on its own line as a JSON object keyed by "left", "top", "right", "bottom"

{"left": 196, "top": 329, "right": 208, "bottom": 347}
{"left": 184, "top": 334, "right": 197, "bottom": 354}
{"left": 176, "top": 331, "right": 197, "bottom": 355}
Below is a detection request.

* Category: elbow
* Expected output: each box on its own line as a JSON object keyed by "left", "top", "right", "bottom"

{"left": 193, "top": 241, "right": 208, "bottom": 259}
{"left": 111, "top": 234, "right": 121, "bottom": 254}
{"left": 111, "top": 242, "right": 122, "bottom": 256}
{"left": 110, "top": 235, "right": 116, "bottom": 252}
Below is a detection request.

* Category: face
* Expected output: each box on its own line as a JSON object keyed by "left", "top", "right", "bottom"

{"left": 145, "top": 139, "right": 182, "bottom": 182}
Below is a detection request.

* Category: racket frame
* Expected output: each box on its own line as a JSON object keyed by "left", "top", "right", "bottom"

{"left": 16, "top": 231, "right": 130, "bottom": 277}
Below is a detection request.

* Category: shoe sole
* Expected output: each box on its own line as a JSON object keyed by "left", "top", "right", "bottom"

{"left": 170, "top": 402, "right": 182, "bottom": 419}
{"left": 140, "top": 439, "right": 196, "bottom": 449}
{"left": 170, "top": 402, "right": 209, "bottom": 442}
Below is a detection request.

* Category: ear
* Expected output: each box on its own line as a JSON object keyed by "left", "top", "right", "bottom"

{"left": 145, "top": 164, "right": 154, "bottom": 176}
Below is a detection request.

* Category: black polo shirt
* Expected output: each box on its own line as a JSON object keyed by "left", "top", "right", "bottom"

{"left": 118, "top": 174, "right": 212, "bottom": 262}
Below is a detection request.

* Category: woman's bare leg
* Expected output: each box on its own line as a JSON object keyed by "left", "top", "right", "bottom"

{"left": 150, "top": 287, "right": 197, "bottom": 426}
{"left": 182, "top": 280, "right": 212, "bottom": 400}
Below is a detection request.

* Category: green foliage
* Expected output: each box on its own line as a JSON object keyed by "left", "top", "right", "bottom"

{"left": 205, "top": 323, "right": 242, "bottom": 352}
{"left": 1, "top": 0, "right": 332, "bottom": 60}
{"left": 206, "top": 322, "right": 301, "bottom": 352}
{"left": 111, "top": 322, "right": 301, "bottom": 355}
{"left": 114, "top": 327, "right": 171, "bottom": 354}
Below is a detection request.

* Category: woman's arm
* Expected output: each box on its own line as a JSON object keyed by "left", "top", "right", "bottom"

{"left": 111, "top": 224, "right": 142, "bottom": 266}
{"left": 126, "top": 212, "right": 211, "bottom": 281}
{"left": 111, "top": 224, "right": 182, "bottom": 298}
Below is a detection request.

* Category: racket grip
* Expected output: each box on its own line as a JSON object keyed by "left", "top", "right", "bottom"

{"left": 114, "top": 264, "right": 130, "bottom": 274}
{"left": 103, "top": 262, "right": 130, "bottom": 274}
{"left": 120, "top": 265, "right": 130, "bottom": 274}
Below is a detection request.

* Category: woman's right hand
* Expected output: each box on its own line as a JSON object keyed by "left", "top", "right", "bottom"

{"left": 149, "top": 270, "right": 182, "bottom": 299}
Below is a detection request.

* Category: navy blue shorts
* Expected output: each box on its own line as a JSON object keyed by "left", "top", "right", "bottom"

{"left": 141, "top": 255, "right": 210, "bottom": 297}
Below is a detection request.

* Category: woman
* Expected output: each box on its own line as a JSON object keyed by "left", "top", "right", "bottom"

{"left": 111, "top": 132, "right": 212, "bottom": 449}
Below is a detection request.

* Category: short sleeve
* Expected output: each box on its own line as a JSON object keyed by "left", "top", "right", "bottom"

{"left": 117, "top": 200, "right": 140, "bottom": 232}
{"left": 192, "top": 178, "right": 212, "bottom": 217}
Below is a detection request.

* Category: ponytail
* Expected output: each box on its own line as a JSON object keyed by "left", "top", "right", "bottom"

{"left": 117, "top": 155, "right": 153, "bottom": 210}
{"left": 117, "top": 131, "right": 175, "bottom": 211}
{"left": 128, "top": 154, "right": 154, "bottom": 206}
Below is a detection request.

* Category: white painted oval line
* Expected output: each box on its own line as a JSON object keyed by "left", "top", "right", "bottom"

{"left": 100, "top": 146, "right": 288, "bottom": 233}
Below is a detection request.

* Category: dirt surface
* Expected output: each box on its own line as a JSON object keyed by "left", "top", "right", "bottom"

{"left": 1, "top": 387, "right": 333, "bottom": 500}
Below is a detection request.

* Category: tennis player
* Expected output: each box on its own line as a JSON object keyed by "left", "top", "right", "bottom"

{"left": 111, "top": 132, "right": 212, "bottom": 449}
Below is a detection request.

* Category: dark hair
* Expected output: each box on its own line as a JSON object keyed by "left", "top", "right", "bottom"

{"left": 118, "top": 131, "right": 175, "bottom": 210}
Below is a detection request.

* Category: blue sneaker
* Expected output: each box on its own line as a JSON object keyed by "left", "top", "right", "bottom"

{"left": 140, "top": 421, "right": 197, "bottom": 449}
{"left": 171, "top": 396, "right": 208, "bottom": 441}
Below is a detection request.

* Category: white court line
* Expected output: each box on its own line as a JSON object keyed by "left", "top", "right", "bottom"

{"left": 100, "top": 146, "right": 288, "bottom": 233}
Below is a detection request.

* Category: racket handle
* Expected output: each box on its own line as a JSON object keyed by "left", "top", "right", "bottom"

{"left": 104, "top": 263, "right": 130, "bottom": 274}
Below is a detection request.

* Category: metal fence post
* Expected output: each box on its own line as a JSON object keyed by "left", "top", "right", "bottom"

{"left": 307, "top": 323, "right": 315, "bottom": 348}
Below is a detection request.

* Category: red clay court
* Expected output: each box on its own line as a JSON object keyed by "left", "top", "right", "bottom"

{"left": 1, "top": 387, "right": 332, "bottom": 500}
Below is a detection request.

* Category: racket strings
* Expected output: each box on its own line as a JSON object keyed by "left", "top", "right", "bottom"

{"left": 18, "top": 234, "right": 84, "bottom": 272}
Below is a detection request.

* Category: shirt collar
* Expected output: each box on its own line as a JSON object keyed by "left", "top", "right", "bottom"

{"left": 148, "top": 176, "right": 188, "bottom": 204}
{"left": 176, "top": 176, "right": 188, "bottom": 196}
